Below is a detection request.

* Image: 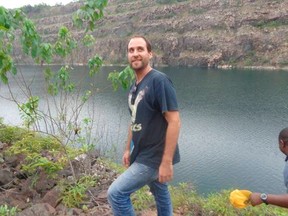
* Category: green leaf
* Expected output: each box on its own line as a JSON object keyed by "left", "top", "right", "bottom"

{"left": 20, "top": 19, "right": 40, "bottom": 60}
{"left": 108, "top": 66, "right": 135, "bottom": 91}
{"left": 0, "top": 73, "right": 8, "bottom": 84}
{"left": 44, "top": 68, "right": 53, "bottom": 81}
{"left": 65, "top": 83, "right": 75, "bottom": 92}
{"left": 58, "top": 26, "right": 69, "bottom": 39}
{"left": 40, "top": 43, "right": 53, "bottom": 63}
{"left": 88, "top": 55, "right": 103, "bottom": 76}
{"left": 47, "top": 84, "right": 58, "bottom": 96}
{"left": 82, "top": 34, "right": 95, "bottom": 47}
{"left": 73, "top": 0, "right": 108, "bottom": 32}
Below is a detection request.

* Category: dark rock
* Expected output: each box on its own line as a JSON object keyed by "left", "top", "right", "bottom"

{"left": 4, "top": 153, "right": 25, "bottom": 168}
{"left": 41, "top": 186, "right": 61, "bottom": 208}
{"left": 0, "top": 169, "right": 13, "bottom": 187}
{"left": 33, "top": 170, "right": 56, "bottom": 195}
{"left": 4, "top": 188, "right": 31, "bottom": 210}
{"left": 14, "top": 170, "right": 28, "bottom": 180}
{"left": 0, "top": 147, "right": 114, "bottom": 215}
{"left": 17, "top": 203, "right": 56, "bottom": 216}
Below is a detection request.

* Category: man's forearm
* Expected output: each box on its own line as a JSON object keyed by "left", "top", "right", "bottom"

{"left": 162, "top": 111, "right": 180, "bottom": 163}
{"left": 125, "top": 124, "right": 132, "bottom": 151}
{"left": 267, "top": 194, "right": 288, "bottom": 208}
{"left": 162, "top": 124, "right": 180, "bottom": 162}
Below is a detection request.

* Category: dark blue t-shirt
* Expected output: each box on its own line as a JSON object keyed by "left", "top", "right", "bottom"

{"left": 284, "top": 158, "right": 288, "bottom": 192}
{"left": 128, "top": 69, "right": 180, "bottom": 169}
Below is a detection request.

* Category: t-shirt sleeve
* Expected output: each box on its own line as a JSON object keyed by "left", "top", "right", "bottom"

{"left": 155, "top": 77, "right": 178, "bottom": 113}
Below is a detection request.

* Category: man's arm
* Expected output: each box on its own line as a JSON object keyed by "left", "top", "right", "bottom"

{"left": 250, "top": 193, "right": 288, "bottom": 208}
{"left": 123, "top": 124, "right": 132, "bottom": 168}
{"left": 158, "top": 110, "right": 181, "bottom": 183}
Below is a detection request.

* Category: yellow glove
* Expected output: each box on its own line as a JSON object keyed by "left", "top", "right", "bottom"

{"left": 230, "top": 189, "right": 252, "bottom": 208}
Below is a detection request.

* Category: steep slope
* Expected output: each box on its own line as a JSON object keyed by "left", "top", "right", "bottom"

{"left": 16, "top": 0, "right": 288, "bottom": 68}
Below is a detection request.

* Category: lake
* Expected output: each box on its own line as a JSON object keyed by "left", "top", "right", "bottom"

{"left": 1, "top": 65, "right": 288, "bottom": 196}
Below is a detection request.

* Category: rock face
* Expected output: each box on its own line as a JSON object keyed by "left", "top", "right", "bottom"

{"left": 14, "top": 0, "right": 288, "bottom": 68}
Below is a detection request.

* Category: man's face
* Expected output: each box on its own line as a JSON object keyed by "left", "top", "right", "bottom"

{"left": 127, "top": 37, "right": 152, "bottom": 71}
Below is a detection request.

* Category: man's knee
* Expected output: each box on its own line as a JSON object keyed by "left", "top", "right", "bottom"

{"left": 107, "top": 184, "right": 117, "bottom": 202}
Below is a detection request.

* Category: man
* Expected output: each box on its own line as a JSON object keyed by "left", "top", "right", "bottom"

{"left": 107, "top": 36, "right": 181, "bottom": 216}
{"left": 250, "top": 127, "right": 288, "bottom": 208}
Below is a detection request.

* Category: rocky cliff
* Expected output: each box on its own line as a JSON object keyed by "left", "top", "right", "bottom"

{"left": 17, "top": 0, "right": 288, "bottom": 68}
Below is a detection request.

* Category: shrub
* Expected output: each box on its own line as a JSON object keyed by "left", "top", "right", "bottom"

{"left": 7, "top": 133, "right": 62, "bottom": 155}
{"left": 60, "top": 175, "right": 97, "bottom": 208}
{"left": 0, "top": 126, "right": 28, "bottom": 144}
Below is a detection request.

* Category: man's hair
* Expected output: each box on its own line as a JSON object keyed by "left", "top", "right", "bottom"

{"left": 128, "top": 35, "right": 152, "bottom": 52}
{"left": 279, "top": 127, "right": 288, "bottom": 143}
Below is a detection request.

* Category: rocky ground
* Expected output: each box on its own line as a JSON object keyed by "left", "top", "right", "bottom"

{"left": 0, "top": 140, "right": 118, "bottom": 215}
{"left": 0, "top": 139, "right": 188, "bottom": 216}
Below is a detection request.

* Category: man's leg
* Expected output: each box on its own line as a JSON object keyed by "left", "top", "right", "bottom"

{"left": 148, "top": 180, "right": 173, "bottom": 216}
{"left": 107, "top": 162, "right": 158, "bottom": 216}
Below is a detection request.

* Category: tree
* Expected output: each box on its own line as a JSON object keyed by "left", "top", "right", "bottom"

{"left": 0, "top": 0, "right": 108, "bottom": 180}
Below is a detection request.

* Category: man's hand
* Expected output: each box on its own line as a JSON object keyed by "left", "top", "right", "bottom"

{"left": 158, "top": 161, "right": 173, "bottom": 183}
{"left": 249, "top": 193, "right": 262, "bottom": 206}
{"left": 122, "top": 150, "right": 130, "bottom": 168}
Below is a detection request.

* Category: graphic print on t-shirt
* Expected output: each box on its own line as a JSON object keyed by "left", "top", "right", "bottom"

{"left": 129, "top": 87, "right": 147, "bottom": 132}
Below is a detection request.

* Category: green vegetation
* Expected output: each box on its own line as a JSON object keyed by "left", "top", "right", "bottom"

{"left": 1, "top": 124, "right": 288, "bottom": 215}
{"left": 132, "top": 186, "right": 154, "bottom": 211}
{"left": 60, "top": 175, "right": 97, "bottom": 208}
{"left": 154, "top": 12, "right": 176, "bottom": 20}
{"left": 0, "top": 205, "right": 18, "bottom": 216}
{"left": 279, "top": 60, "right": 288, "bottom": 67}
{"left": 0, "top": 0, "right": 109, "bottom": 183}
{"left": 252, "top": 19, "right": 288, "bottom": 29}
{"left": 156, "top": 0, "right": 188, "bottom": 4}
{"left": 108, "top": 65, "right": 135, "bottom": 91}
{"left": 2, "top": 0, "right": 288, "bottom": 215}
{"left": 129, "top": 182, "right": 288, "bottom": 215}
{"left": 170, "top": 182, "right": 201, "bottom": 213}
{"left": 189, "top": 8, "right": 208, "bottom": 15}
{"left": 20, "top": 3, "right": 51, "bottom": 16}
{"left": 0, "top": 126, "right": 28, "bottom": 144}
{"left": 201, "top": 190, "right": 288, "bottom": 215}
{"left": 2, "top": 125, "right": 73, "bottom": 176}
{"left": 0, "top": 123, "right": 98, "bottom": 208}
{"left": 243, "top": 51, "right": 258, "bottom": 66}
{"left": 91, "top": 158, "right": 288, "bottom": 215}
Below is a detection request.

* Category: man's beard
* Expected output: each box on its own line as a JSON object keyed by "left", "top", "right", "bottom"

{"left": 130, "top": 59, "right": 147, "bottom": 71}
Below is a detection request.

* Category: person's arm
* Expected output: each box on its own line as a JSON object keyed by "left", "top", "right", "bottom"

{"left": 250, "top": 192, "right": 288, "bottom": 208}
{"left": 158, "top": 110, "right": 181, "bottom": 183}
{"left": 123, "top": 124, "right": 132, "bottom": 168}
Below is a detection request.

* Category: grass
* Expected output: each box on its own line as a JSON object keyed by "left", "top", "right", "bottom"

{"left": 128, "top": 182, "right": 288, "bottom": 215}
{"left": 60, "top": 175, "right": 97, "bottom": 208}
{"left": 0, "top": 205, "right": 18, "bottom": 216}
{"left": 0, "top": 126, "right": 28, "bottom": 144}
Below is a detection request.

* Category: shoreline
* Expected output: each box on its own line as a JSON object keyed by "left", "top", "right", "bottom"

{"left": 15, "top": 63, "right": 288, "bottom": 71}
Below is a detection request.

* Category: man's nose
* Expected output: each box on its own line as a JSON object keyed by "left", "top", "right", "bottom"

{"left": 131, "top": 50, "right": 140, "bottom": 56}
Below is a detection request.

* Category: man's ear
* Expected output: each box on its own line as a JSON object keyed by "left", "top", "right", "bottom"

{"left": 280, "top": 139, "right": 285, "bottom": 148}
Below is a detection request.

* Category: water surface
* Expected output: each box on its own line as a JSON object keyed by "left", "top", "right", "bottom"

{"left": 1, "top": 65, "right": 288, "bottom": 196}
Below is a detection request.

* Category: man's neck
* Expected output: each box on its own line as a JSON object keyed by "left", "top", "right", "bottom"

{"left": 135, "top": 66, "right": 152, "bottom": 84}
